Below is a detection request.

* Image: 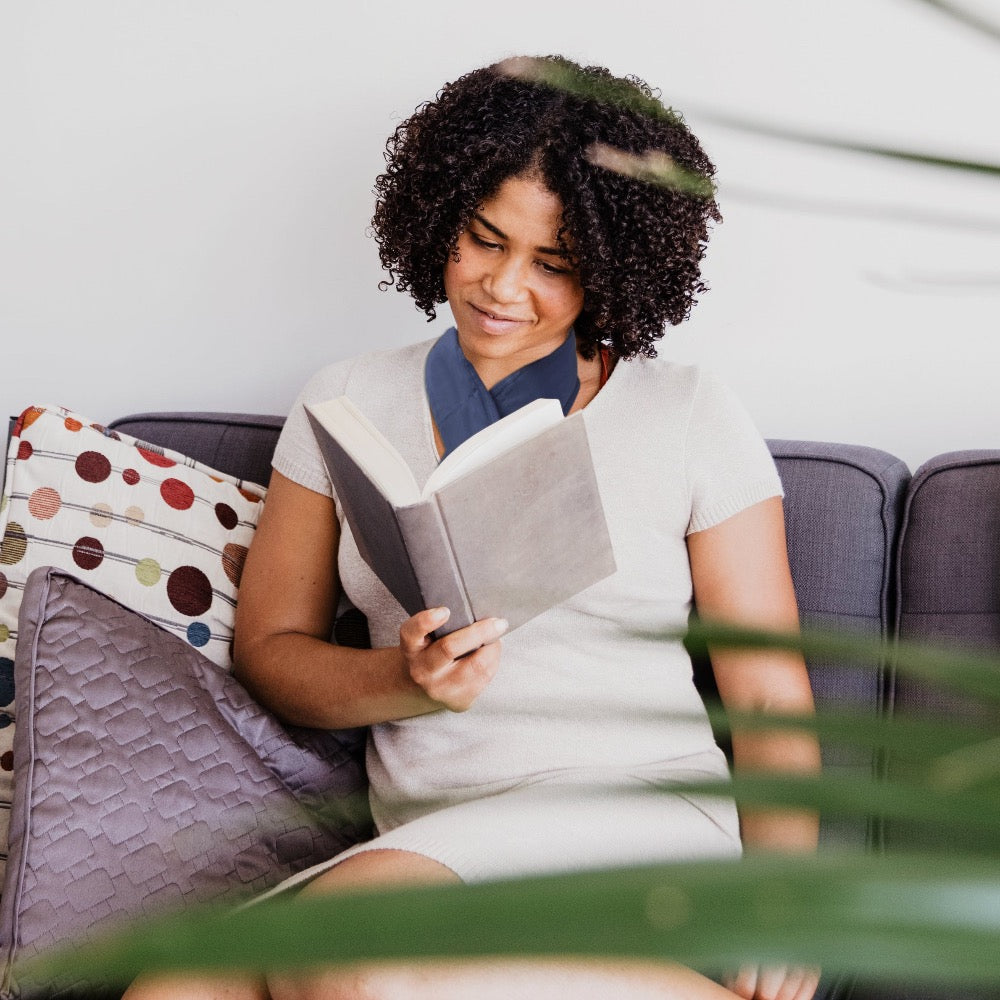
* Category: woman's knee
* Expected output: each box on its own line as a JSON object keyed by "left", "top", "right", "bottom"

{"left": 300, "top": 848, "right": 461, "bottom": 896}
{"left": 268, "top": 964, "right": 419, "bottom": 1000}
{"left": 266, "top": 851, "right": 460, "bottom": 999}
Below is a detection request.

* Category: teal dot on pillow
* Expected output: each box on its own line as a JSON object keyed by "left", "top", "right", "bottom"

{"left": 186, "top": 622, "right": 211, "bottom": 648}
{"left": 0, "top": 657, "right": 14, "bottom": 708}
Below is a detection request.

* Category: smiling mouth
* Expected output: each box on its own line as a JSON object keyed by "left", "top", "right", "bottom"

{"left": 473, "top": 305, "right": 524, "bottom": 323}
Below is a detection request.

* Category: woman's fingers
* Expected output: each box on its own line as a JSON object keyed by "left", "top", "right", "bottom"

{"left": 399, "top": 606, "right": 451, "bottom": 654}
{"left": 724, "top": 965, "right": 820, "bottom": 1000}
{"left": 725, "top": 965, "right": 757, "bottom": 999}
{"left": 399, "top": 611, "right": 508, "bottom": 711}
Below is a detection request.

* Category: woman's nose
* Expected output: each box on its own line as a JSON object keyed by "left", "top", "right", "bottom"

{"left": 483, "top": 256, "right": 529, "bottom": 304}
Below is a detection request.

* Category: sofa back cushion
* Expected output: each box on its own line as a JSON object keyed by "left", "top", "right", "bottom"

{"left": 888, "top": 450, "right": 1000, "bottom": 855}
{"left": 767, "top": 440, "right": 910, "bottom": 849}
{"left": 107, "top": 412, "right": 285, "bottom": 489}
{"left": 895, "top": 450, "right": 1000, "bottom": 654}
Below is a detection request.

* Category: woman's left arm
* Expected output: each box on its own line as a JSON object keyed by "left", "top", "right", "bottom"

{"left": 687, "top": 496, "right": 822, "bottom": 854}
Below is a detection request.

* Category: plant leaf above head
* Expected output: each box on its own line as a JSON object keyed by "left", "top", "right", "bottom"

{"left": 586, "top": 142, "right": 717, "bottom": 198}
{"left": 694, "top": 110, "right": 1000, "bottom": 179}
{"left": 908, "top": 0, "right": 1000, "bottom": 44}
{"left": 497, "top": 55, "right": 679, "bottom": 123}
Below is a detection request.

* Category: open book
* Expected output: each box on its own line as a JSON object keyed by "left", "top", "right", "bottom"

{"left": 306, "top": 396, "right": 616, "bottom": 635}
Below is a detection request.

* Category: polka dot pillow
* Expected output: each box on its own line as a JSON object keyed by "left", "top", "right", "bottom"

{"left": 0, "top": 405, "right": 266, "bottom": 874}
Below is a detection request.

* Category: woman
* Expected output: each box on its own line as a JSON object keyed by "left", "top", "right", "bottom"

{"left": 128, "top": 56, "right": 821, "bottom": 1000}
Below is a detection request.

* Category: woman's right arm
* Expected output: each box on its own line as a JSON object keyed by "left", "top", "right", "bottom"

{"left": 232, "top": 471, "right": 506, "bottom": 729}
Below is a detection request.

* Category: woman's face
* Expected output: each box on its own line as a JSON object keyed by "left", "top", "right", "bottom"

{"left": 444, "top": 174, "right": 585, "bottom": 385}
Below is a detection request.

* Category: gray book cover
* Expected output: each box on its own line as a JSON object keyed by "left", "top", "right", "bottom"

{"left": 306, "top": 409, "right": 425, "bottom": 618}
{"left": 307, "top": 405, "right": 616, "bottom": 636}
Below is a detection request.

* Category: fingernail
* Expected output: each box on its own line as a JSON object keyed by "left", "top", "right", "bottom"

{"left": 431, "top": 607, "right": 450, "bottom": 623}
{"left": 494, "top": 618, "right": 509, "bottom": 635}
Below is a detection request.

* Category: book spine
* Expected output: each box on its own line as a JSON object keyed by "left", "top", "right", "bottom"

{"left": 396, "top": 501, "right": 475, "bottom": 636}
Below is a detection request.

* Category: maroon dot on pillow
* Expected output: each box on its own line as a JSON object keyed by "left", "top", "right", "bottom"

{"left": 1, "top": 751, "right": 12, "bottom": 772}
{"left": 215, "top": 503, "right": 239, "bottom": 530}
{"left": 167, "top": 565, "right": 213, "bottom": 616}
{"left": 72, "top": 536, "right": 104, "bottom": 570}
{"left": 123, "top": 468, "right": 140, "bottom": 485}
{"left": 17, "top": 441, "right": 33, "bottom": 461}
{"left": 161, "top": 478, "right": 195, "bottom": 511}
{"left": 222, "top": 543, "right": 248, "bottom": 587}
{"left": 0, "top": 572, "right": 7, "bottom": 599}
{"left": 75, "top": 451, "right": 112, "bottom": 483}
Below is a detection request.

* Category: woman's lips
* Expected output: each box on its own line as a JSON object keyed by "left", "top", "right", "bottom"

{"left": 470, "top": 304, "right": 528, "bottom": 333}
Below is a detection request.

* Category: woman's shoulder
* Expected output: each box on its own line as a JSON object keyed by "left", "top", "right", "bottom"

{"left": 295, "top": 337, "right": 437, "bottom": 404}
{"left": 615, "top": 354, "right": 724, "bottom": 406}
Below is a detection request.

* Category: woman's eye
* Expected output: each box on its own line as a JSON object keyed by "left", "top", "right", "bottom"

{"left": 538, "top": 260, "right": 570, "bottom": 276}
{"left": 470, "top": 232, "right": 500, "bottom": 250}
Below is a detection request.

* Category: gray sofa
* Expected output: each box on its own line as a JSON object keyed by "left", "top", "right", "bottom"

{"left": 2, "top": 411, "right": 998, "bottom": 999}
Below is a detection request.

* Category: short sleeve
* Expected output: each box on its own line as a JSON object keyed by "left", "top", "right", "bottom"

{"left": 684, "top": 370, "right": 783, "bottom": 535}
{"left": 271, "top": 358, "right": 359, "bottom": 497}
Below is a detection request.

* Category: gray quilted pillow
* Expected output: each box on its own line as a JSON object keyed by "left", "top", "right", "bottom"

{"left": 0, "top": 567, "right": 372, "bottom": 997}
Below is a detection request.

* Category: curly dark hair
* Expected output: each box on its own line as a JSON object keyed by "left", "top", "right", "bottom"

{"left": 371, "top": 56, "right": 721, "bottom": 361}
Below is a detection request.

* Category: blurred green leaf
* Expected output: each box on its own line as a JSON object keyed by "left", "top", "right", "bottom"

{"left": 704, "top": 703, "right": 994, "bottom": 764}
{"left": 909, "top": 0, "right": 1000, "bottom": 44}
{"left": 22, "top": 854, "right": 1000, "bottom": 991}
{"left": 586, "top": 142, "right": 716, "bottom": 198}
{"left": 668, "top": 771, "right": 1000, "bottom": 837}
{"left": 693, "top": 110, "right": 1000, "bottom": 178}
{"left": 680, "top": 617, "right": 1000, "bottom": 704}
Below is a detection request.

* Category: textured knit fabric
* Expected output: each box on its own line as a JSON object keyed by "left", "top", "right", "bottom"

{"left": 271, "top": 336, "right": 784, "bottom": 882}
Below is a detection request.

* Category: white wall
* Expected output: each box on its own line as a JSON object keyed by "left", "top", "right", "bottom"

{"left": 3, "top": 0, "right": 999, "bottom": 471}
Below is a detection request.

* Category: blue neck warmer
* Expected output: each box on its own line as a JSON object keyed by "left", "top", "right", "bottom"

{"left": 425, "top": 326, "right": 580, "bottom": 459}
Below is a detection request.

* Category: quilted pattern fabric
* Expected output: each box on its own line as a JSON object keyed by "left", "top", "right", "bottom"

{"left": 0, "top": 568, "right": 370, "bottom": 998}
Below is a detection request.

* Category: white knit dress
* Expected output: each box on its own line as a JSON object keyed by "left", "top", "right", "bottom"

{"left": 270, "top": 336, "right": 783, "bottom": 884}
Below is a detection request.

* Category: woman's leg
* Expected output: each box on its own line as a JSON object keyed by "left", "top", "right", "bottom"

{"left": 121, "top": 975, "right": 267, "bottom": 1000}
{"left": 125, "top": 848, "right": 740, "bottom": 999}
{"left": 119, "top": 850, "right": 455, "bottom": 1000}
{"left": 268, "top": 849, "right": 738, "bottom": 1000}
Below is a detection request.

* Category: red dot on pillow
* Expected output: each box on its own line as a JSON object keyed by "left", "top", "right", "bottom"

{"left": 161, "top": 478, "right": 195, "bottom": 510}
{"left": 17, "top": 441, "right": 33, "bottom": 461}
{"left": 123, "top": 468, "right": 140, "bottom": 485}
{"left": 137, "top": 447, "right": 176, "bottom": 468}
{"left": 64, "top": 417, "right": 83, "bottom": 432}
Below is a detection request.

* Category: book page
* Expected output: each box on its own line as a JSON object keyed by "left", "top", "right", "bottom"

{"left": 433, "top": 413, "right": 616, "bottom": 631}
{"left": 306, "top": 397, "right": 420, "bottom": 507}
{"left": 422, "top": 398, "right": 562, "bottom": 498}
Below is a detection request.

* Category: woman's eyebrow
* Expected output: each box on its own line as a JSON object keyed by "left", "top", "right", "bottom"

{"left": 472, "top": 212, "right": 570, "bottom": 258}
